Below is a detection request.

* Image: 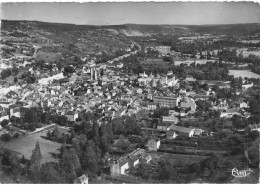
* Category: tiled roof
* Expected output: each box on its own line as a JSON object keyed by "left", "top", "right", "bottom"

{"left": 65, "top": 111, "right": 75, "bottom": 115}
{"left": 170, "top": 125, "right": 194, "bottom": 134}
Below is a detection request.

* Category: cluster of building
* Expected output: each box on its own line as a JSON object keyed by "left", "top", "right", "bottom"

{"left": 1, "top": 35, "right": 260, "bottom": 182}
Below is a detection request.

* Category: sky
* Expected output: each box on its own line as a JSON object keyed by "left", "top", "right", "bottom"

{"left": 1, "top": 1, "right": 260, "bottom": 25}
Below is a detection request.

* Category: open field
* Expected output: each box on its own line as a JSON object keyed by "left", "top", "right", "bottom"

{"left": 229, "top": 70, "right": 260, "bottom": 79}
{"left": 240, "top": 40, "right": 260, "bottom": 44}
{"left": 175, "top": 59, "right": 216, "bottom": 66}
{"left": 237, "top": 48, "right": 260, "bottom": 57}
{"left": 0, "top": 125, "right": 67, "bottom": 163}
{"left": 159, "top": 152, "right": 208, "bottom": 165}
{"left": 35, "top": 50, "right": 63, "bottom": 63}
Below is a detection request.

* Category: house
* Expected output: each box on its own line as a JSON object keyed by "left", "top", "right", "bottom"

{"left": 10, "top": 107, "right": 21, "bottom": 118}
{"left": 198, "top": 80, "right": 230, "bottom": 89}
{"left": 127, "top": 155, "right": 140, "bottom": 167}
{"left": 242, "top": 82, "right": 253, "bottom": 90}
{"left": 193, "top": 128, "right": 204, "bottom": 136}
{"left": 110, "top": 148, "right": 146, "bottom": 176}
{"left": 110, "top": 159, "right": 129, "bottom": 175}
{"left": 220, "top": 108, "right": 241, "bottom": 118}
{"left": 65, "top": 111, "right": 78, "bottom": 122}
{"left": 169, "top": 110, "right": 179, "bottom": 116}
{"left": 104, "top": 93, "right": 111, "bottom": 100}
{"left": 0, "top": 101, "right": 11, "bottom": 108}
{"left": 73, "top": 174, "right": 88, "bottom": 184}
{"left": 147, "top": 102, "right": 157, "bottom": 110}
{"left": 147, "top": 138, "right": 161, "bottom": 151}
{"left": 126, "top": 108, "right": 137, "bottom": 116}
{"left": 240, "top": 101, "right": 249, "bottom": 109}
{"left": 180, "top": 98, "right": 196, "bottom": 112}
{"left": 185, "top": 75, "right": 196, "bottom": 82}
{"left": 139, "top": 71, "right": 148, "bottom": 78}
{"left": 248, "top": 123, "right": 260, "bottom": 132}
{"left": 116, "top": 107, "right": 126, "bottom": 117}
{"left": 162, "top": 115, "right": 179, "bottom": 124}
{"left": 169, "top": 125, "right": 195, "bottom": 138}
{"left": 153, "top": 96, "right": 179, "bottom": 108}
{"left": 213, "top": 100, "right": 228, "bottom": 110}
{"left": 105, "top": 111, "right": 115, "bottom": 118}
{"left": 157, "top": 122, "right": 171, "bottom": 132}
{"left": 166, "top": 130, "right": 178, "bottom": 139}
{"left": 0, "top": 110, "right": 9, "bottom": 122}
{"left": 136, "top": 88, "right": 143, "bottom": 94}
{"left": 141, "top": 154, "right": 152, "bottom": 164}
{"left": 192, "top": 94, "right": 212, "bottom": 101}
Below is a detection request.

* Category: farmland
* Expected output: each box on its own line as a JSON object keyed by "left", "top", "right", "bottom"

{"left": 159, "top": 152, "right": 208, "bottom": 165}
{"left": 35, "top": 50, "right": 63, "bottom": 63}
{"left": 228, "top": 70, "right": 260, "bottom": 79}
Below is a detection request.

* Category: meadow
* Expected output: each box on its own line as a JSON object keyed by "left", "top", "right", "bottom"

{"left": 174, "top": 59, "right": 216, "bottom": 66}
{"left": 237, "top": 48, "right": 260, "bottom": 57}
{"left": 0, "top": 126, "right": 63, "bottom": 163}
{"left": 228, "top": 70, "right": 260, "bottom": 79}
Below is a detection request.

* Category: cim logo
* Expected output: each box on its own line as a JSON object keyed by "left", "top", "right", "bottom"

{"left": 232, "top": 168, "right": 253, "bottom": 177}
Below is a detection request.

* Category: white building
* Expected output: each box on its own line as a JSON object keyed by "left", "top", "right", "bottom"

{"left": 147, "top": 139, "right": 161, "bottom": 151}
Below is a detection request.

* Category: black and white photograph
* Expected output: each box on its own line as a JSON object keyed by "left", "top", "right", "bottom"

{"left": 0, "top": 0, "right": 259, "bottom": 184}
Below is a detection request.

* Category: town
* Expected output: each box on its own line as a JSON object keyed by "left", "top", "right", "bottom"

{"left": 0, "top": 5, "right": 260, "bottom": 184}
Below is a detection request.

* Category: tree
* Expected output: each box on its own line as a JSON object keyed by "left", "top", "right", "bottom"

{"left": 112, "top": 117, "right": 126, "bottom": 135}
{"left": 125, "top": 116, "right": 141, "bottom": 135}
{"left": 64, "top": 66, "right": 75, "bottom": 74}
{"left": 135, "top": 64, "right": 144, "bottom": 74}
{"left": 12, "top": 66, "right": 19, "bottom": 75}
{"left": 153, "top": 107, "right": 169, "bottom": 118}
{"left": 190, "top": 162, "right": 201, "bottom": 175}
{"left": 0, "top": 133, "right": 11, "bottom": 142}
{"left": 24, "top": 108, "right": 39, "bottom": 124}
{"left": 157, "top": 80, "right": 162, "bottom": 88}
{"left": 60, "top": 149, "right": 77, "bottom": 183}
{"left": 71, "top": 138, "right": 80, "bottom": 155}
{"left": 30, "top": 142, "right": 42, "bottom": 181}
{"left": 158, "top": 159, "right": 177, "bottom": 181}
{"left": 207, "top": 51, "right": 211, "bottom": 60}
{"left": 57, "top": 116, "right": 68, "bottom": 126}
{"left": 1, "top": 119, "right": 9, "bottom": 128}
{"left": 14, "top": 76, "right": 18, "bottom": 83}
{"left": 80, "top": 141, "right": 101, "bottom": 174}
{"left": 52, "top": 125, "right": 60, "bottom": 141}
{"left": 92, "top": 121, "right": 100, "bottom": 146}
{"left": 100, "top": 122, "right": 112, "bottom": 156}
{"left": 1, "top": 69, "right": 11, "bottom": 79}
{"left": 41, "top": 112, "right": 51, "bottom": 124}
{"left": 50, "top": 114, "right": 59, "bottom": 123}
{"left": 1, "top": 150, "right": 21, "bottom": 177}
{"left": 68, "top": 148, "right": 81, "bottom": 171}
{"left": 39, "top": 163, "right": 61, "bottom": 183}
{"left": 203, "top": 83, "right": 209, "bottom": 91}
{"left": 135, "top": 162, "right": 151, "bottom": 180}
{"left": 213, "top": 85, "right": 220, "bottom": 93}
{"left": 47, "top": 130, "right": 52, "bottom": 139}
{"left": 82, "top": 121, "right": 93, "bottom": 137}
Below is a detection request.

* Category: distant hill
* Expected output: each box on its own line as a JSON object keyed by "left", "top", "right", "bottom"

{"left": 122, "top": 23, "right": 260, "bottom": 36}
{"left": 1, "top": 20, "right": 260, "bottom": 37}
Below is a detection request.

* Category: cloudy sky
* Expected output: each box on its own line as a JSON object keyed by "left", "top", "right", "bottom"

{"left": 1, "top": 2, "right": 260, "bottom": 25}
